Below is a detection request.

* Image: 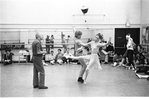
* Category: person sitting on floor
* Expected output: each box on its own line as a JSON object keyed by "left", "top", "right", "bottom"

{"left": 100, "top": 41, "right": 109, "bottom": 64}
{"left": 55, "top": 49, "right": 63, "bottom": 65}
{"left": 48, "top": 50, "right": 55, "bottom": 65}
{"left": 112, "top": 52, "right": 123, "bottom": 67}
{"left": 135, "top": 45, "right": 146, "bottom": 65}
{"left": 62, "top": 48, "right": 73, "bottom": 64}
{"left": 135, "top": 66, "right": 149, "bottom": 80}
{"left": 117, "top": 50, "right": 129, "bottom": 67}
{"left": 42, "top": 54, "right": 48, "bottom": 66}
{"left": 4, "top": 49, "right": 14, "bottom": 65}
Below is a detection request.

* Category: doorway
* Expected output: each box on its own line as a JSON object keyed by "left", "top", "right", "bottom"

{"left": 115, "top": 28, "right": 140, "bottom": 55}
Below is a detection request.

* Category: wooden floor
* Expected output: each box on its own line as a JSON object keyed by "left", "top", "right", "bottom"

{"left": 0, "top": 63, "right": 149, "bottom": 97}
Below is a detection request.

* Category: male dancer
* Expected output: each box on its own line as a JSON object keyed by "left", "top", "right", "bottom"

{"left": 73, "top": 29, "right": 88, "bottom": 83}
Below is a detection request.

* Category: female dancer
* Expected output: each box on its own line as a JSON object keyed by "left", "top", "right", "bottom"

{"left": 70, "top": 33, "right": 111, "bottom": 84}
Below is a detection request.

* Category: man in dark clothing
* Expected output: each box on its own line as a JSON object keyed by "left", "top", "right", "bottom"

{"left": 45, "top": 35, "right": 50, "bottom": 54}
{"left": 4, "top": 49, "right": 14, "bottom": 65}
{"left": 32, "top": 33, "right": 48, "bottom": 89}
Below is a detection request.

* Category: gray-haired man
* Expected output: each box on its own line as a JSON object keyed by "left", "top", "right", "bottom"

{"left": 32, "top": 33, "right": 48, "bottom": 89}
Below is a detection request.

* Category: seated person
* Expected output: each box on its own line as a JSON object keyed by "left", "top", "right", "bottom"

{"left": 135, "top": 66, "right": 149, "bottom": 79}
{"left": 100, "top": 41, "right": 114, "bottom": 64}
{"left": 135, "top": 45, "right": 146, "bottom": 65}
{"left": 4, "top": 49, "right": 14, "bottom": 65}
{"left": 137, "top": 52, "right": 146, "bottom": 65}
{"left": 118, "top": 50, "right": 129, "bottom": 67}
{"left": 112, "top": 52, "right": 122, "bottom": 67}
{"left": 145, "top": 52, "right": 149, "bottom": 65}
{"left": 42, "top": 53, "right": 48, "bottom": 66}
{"left": 48, "top": 50, "right": 55, "bottom": 65}
{"left": 62, "top": 48, "right": 73, "bottom": 64}
{"left": 55, "top": 49, "right": 63, "bottom": 65}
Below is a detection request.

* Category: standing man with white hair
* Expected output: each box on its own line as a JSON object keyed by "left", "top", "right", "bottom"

{"left": 32, "top": 32, "right": 48, "bottom": 89}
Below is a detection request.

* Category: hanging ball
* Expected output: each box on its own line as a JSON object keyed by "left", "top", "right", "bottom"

{"left": 81, "top": 6, "right": 89, "bottom": 15}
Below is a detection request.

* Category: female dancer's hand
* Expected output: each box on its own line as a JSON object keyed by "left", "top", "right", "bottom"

{"left": 108, "top": 37, "right": 111, "bottom": 43}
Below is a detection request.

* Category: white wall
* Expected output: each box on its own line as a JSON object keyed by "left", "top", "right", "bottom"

{"left": 141, "top": 0, "right": 149, "bottom": 25}
{"left": 0, "top": 0, "right": 142, "bottom": 45}
{"left": 140, "top": 0, "right": 149, "bottom": 44}
{"left": 1, "top": 0, "right": 141, "bottom": 24}
{"left": 0, "top": 31, "right": 20, "bottom": 43}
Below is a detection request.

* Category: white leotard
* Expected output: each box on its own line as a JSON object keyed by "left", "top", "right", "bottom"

{"left": 80, "top": 41, "right": 102, "bottom": 70}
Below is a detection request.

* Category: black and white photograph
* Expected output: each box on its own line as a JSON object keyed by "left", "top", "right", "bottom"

{"left": 0, "top": 0, "right": 149, "bottom": 97}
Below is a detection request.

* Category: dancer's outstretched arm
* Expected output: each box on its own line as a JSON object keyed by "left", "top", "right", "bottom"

{"left": 78, "top": 40, "right": 90, "bottom": 47}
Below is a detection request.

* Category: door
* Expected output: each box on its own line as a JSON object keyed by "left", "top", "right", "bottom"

{"left": 115, "top": 29, "right": 126, "bottom": 55}
{"left": 115, "top": 28, "right": 140, "bottom": 55}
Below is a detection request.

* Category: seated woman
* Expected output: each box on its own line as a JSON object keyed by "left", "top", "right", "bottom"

{"left": 117, "top": 50, "right": 129, "bottom": 68}
{"left": 112, "top": 52, "right": 123, "bottom": 67}
{"left": 135, "top": 45, "right": 146, "bottom": 65}
{"left": 48, "top": 50, "right": 55, "bottom": 65}
{"left": 4, "top": 49, "right": 14, "bottom": 65}
{"left": 55, "top": 49, "right": 63, "bottom": 65}
{"left": 62, "top": 48, "right": 73, "bottom": 64}
{"left": 100, "top": 41, "right": 114, "bottom": 64}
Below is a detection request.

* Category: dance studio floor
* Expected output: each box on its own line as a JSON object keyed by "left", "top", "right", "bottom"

{"left": 0, "top": 63, "right": 149, "bottom": 97}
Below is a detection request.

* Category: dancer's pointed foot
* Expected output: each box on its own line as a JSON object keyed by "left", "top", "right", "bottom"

{"left": 84, "top": 80, "right": 87, "bottom": 84}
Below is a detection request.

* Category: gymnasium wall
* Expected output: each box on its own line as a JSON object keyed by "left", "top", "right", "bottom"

{"left": 140, "top": 0, "right": 149, "bottom": 44}
{"left": 0, "top": 0, "right": 142, "bottom": 45}
{"left": 1, "top": 0, "right": 141, "bottom": 24}
{"left": 141, "top": 0, "right": 149, "bottom": 25}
